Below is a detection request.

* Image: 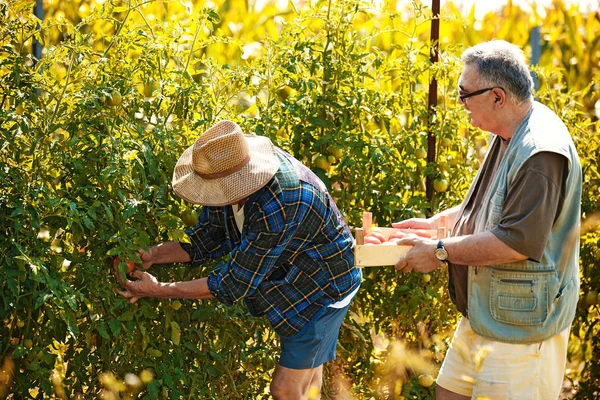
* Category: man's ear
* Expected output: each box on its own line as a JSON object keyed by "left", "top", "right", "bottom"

{"left": 493, "top": 88, "right": 503, "bottom": 103}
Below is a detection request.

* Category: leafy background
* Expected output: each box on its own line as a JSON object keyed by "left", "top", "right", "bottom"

{"left": 1, "top": 0, "right": 599, "bottom": 398}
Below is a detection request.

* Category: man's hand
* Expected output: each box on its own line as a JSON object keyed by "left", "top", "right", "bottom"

{"left": 392, "top": 217, "right": 435, "bottom": 230}
{"left": 134, "top": 242, "right": 192, "bottom": 269}
{"left": 138, "top": 247, "right": 153, "bottom": 270}
{"left": 115, "top": 270, "right": 163, "bottom": 304}
{"left": 393, "top": 206, "right": 460, "bottom": 232}
{"left": 394, "top": 236, "right": 447, "bottom": 273}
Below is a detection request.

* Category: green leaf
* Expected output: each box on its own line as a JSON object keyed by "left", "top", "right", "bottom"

{"left": 381, "top": 194, "right": 401, "bottom": 203}
{"left": 117, "top": 309, "right": 135, "bottom": 322}
{"left": 207, "top": 9, "right": 220, "bottom": 22}
{"left": 147, "top": 380, "right": 159, "bottom": 398}
{"left": 140, "top": 304, "right": 158, "bottom": 319}
{"left": 147, "top": 348, "right": 163, "bottom": 357}
{"left": 308, "top": 116, "right": 332, "bottom": 128}
{"left": 170, "top": 321, "right": 181, "bottom": 345}
{"left": 7, "top": 275, "right": 19, "bottom": 297}
{"left": 65, "top": 295, "right": 77, "bottom": 311}
{"left": 191, "top": 307, "right": 213, "bottom": 322}
{"left": 26, "top": 361, "right": 40, "bottom": 371}
{"left": 34, "top": 292, "right": 52, "bottom": 309}
{"left": 312, "top": 168, "right": 331, "bottom": 191}
{"left": 98, "top": 325, "right": 110, "bottom": 340}
{"left": 209, "top": 350, "right": 224, "bottom": 361}
{"left": 184, "top": 342, "right": 202, "bottom": 355}
{"left": 142, "top": 141, "right": 157, "bottom": 176}
{"left": 103, "top": 204, "right": 114, "bottom": 222}
{"left": 82, "top": 215, "right": 94, "bottom": 229}
{"left": 65, "top": 314, "right": 79, "bottom": 338}
{"left": 142, "top": 332, "right": 150, "bottom": 351}
{"left": 205, "top": 364, "right": 223, "bottom": 377}
{"left": 11, "top": 345, "right": 28, "bottom": 359}
{"left": 109, "top": 319, "right": 122, "bottom": 336}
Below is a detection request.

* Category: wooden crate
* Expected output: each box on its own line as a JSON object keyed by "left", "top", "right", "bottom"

{"left": 354, "top": 212, "right": 448, "bottom": 267}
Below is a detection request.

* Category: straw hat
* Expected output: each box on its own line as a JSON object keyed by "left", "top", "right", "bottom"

{"left": 172, "top": 120, "right": 280, "bottom": 206}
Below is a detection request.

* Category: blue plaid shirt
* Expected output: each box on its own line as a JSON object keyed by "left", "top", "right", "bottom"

{"left": 181, "top": 149, "right": 361, "bottom": 337}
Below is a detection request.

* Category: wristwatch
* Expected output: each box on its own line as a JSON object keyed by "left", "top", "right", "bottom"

{"left": 435, "top": 240, "right": 449, "bottom": 265}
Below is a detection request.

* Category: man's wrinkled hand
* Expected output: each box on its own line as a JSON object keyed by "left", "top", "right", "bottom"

{"left": 394, "top": 236, "right": 447, "bottom": 274}
{"left": 114, "top": 270, "right": 161, "bottom": 304}
{"left": 138, "top": 247, "right": 153, "bottom": 270}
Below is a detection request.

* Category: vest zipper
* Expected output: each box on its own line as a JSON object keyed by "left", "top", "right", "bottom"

{"left": 499, "top": 278, "right": 536, "bottom": 293}
{"left": 488, "top": 266, "right": 555, "bottom": 273}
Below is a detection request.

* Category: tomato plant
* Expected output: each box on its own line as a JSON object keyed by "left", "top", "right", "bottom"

{"left": 0, "top": 0, "right": 598, "bottom": 399}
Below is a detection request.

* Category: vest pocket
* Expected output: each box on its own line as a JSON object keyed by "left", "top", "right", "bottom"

{"left": 489, "top": 270, "right": 550, "bottom": 325}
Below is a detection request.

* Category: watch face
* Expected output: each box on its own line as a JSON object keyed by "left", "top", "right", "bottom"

{"left": 435, "top": 240, "right": 448, "bottom": 261}
{"left": 435, "top": 248, "right": 448, "bottom": 261}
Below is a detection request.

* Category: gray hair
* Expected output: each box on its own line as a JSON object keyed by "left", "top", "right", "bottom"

{"left": 462, "top": 40, "right": 534, "bottom": 104}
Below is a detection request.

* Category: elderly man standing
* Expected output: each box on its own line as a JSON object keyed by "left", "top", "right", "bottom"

{"left": 393, "top": 40, "right": 582, "bottom": 399}
{"left": 116, "top": 120, "right": 361, "bottom": 399}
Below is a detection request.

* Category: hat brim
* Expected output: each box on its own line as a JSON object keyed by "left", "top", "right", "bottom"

{"left": 172, "top": 135, "right": 280, "bottom": 206}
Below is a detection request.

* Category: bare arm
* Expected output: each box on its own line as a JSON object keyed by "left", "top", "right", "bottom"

{"left": 116, "top": 241, "right": 212, "bottom": 303}
{"left": 392, "top": 205, "right": 462, "bottom": 230}
{"left": 116, "top": 271, "right": 215, "bottom": 304}
{"left": 444, "top": 231, "right": 527, "bottom": 266}
{"left": 395, "top": 231, "right": 527, "bottom": 273}
{"left": 139, "top": 241, "right": 192, "bottom": 269}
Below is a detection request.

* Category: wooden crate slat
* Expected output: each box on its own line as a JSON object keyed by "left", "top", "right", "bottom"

{"left": 355, "top": 243, "right": 412, "bottom": 267}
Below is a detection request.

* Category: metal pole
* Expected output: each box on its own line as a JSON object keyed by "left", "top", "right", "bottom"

{"left": 32, "top": 0, "right": 44, "bottom": 63}
{"left": 530, "top": 26, "right": 541, "bottom": 92}
{"left": 426, "top": 0, "right": 440, "bottom": 205}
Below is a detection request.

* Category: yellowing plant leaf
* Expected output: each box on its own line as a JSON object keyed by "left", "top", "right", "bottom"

{"left": 171, "top": 321, "right": 181, "bottom": 345}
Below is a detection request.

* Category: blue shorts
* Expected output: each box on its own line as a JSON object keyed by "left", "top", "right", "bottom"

{"left": 278, "top": 304, "right": 350, "bottom": 370}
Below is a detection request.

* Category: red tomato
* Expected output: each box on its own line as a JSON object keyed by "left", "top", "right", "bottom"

{"left": 366, "top": 232, "right": 386, "bottom": 243}
{"left": 388, "top": 231, "right": 407, "bottom": 240}
{"left": 363, "top": 236, "right": 382, "bottom": 245}
{"left": 114, "top": 257, "right": 135, "bottom": 274}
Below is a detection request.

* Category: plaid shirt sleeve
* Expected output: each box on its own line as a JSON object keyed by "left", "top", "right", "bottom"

{"left": 206, "top": 193, "right": 294, "bottom": 305}
{"left": 182, "top": 206, "right": 231, "bottom": 266}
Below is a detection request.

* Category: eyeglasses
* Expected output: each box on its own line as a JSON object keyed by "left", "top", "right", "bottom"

{"left": 458, "top": 86, "right": 504, "bottom": 102}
